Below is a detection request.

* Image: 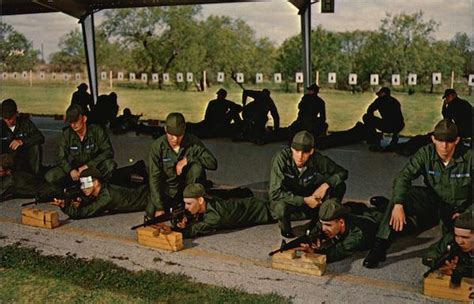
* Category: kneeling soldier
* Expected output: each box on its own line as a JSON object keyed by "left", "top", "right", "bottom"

{"left": 269, "top": 131, "right": 348, "bottom": 238}
{"left": 176, "top": 183, "right": 274, "bottom": 238}
{"left": 301, "top": 199, "right": 384, "bottom": 263}
{"left": 52, "top": 167, "right": 152, "bottom": 219}
{"left": 422, "top": 211, "right": 473, "bottom": 281}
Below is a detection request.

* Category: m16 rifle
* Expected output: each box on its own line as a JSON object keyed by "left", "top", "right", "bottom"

{"left": 423, "top": 241, "right": 467, "bottom": 287}
{"left": 130, "top": 206, "right": 192, "bottom": 230}
{"left": 21, "top": 184, "right": 81, "bottom": 207}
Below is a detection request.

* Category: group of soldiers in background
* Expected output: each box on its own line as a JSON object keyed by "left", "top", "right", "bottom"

{"left": 0, "top": 82, "right": 472, "bottom": 282}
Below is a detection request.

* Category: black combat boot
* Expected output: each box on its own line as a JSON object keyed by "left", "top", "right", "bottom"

{"left": 363, "top": 238, "right": 389, "bottom": 268}
{"left": 280, "top": 219, "right": 295, "bottom": 239}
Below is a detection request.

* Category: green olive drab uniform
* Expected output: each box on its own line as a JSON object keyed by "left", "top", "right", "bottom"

{"left": 61, "top": 184, "right": 151, "bottom": 219}
{"left": 1, "top": 116, "right": 44, "bottom": 174}
{"left": 45, "top": 124, "right": 117, "bottom": 186}
{"left": 312, "top": 209, "right": 383, "bottom": 263}
{"left": 269, "top": 148, "right": 348, "bottom": 228}
{"left": 148, "top": 134, "right": 217, "bottom": 214}
{"left": 376, "top": 144, "right": 472, "bottom": 240}
{"left": 1, "top": 171, "right": 61, "bottom": 200}
{"left": 180, "top": 197, "right": 273, "bottom": 238}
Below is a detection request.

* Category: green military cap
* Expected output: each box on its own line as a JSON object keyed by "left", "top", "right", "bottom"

{"left": 65, "top": 104, "right": 85, "bottom": 123}
{"left": 165, "top": 112, "right": 186, "bottom": 136}
{"left": 291, "top": 131, "right": 314, "bottom": 152}
{"left": 80, "top": 167, "right": 102, "bottom": 179}
{"left": 1, "top": 99, "right": 18, "bottom": 119}
{"left": 0, "top": 154, "right": 14, "bottom": 169}
{"left": 442, "top": 88, "right": 456, "bottom": 99}
{"left": 433, "top": 119, "right": 458, "bottom": 142}
{"left": 183, "top": 183, "right": 206, "bottom": 198}
{"left": 319, "top": 198, "right": 350, "bottom": 221}
{"left": 455, "top": 210, "right": 474, "bottom": 230}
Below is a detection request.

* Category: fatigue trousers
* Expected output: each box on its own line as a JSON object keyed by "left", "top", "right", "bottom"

{"left": 270, "top": 182, "right": 346, "bottom": 230}
{"left": 14, "top": 144, "right": 42, "bottom": 175}
{"left": 375, "top": 186, "right": 455, "bottom": 240}
{"left": 363, "top": 114, "right": 404, "bottom": 144}
{"left": 45, "top": 159, "right": 117, "bottom": 187}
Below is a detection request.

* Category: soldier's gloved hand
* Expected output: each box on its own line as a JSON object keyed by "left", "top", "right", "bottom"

{"left": 70, "top": 169, "right": 81, "bottom": 181}
{"left": 176, "top": 157, "right": 188, "bottom": 176}
{"left": 304, "top": 196, "right": 320, "bottom": 208}
{"left": 389, "top": 203, "right": 406, "bottom": 231}
{"left": 439, "top": 256, "right": 459, "bottom": 276}
{"left": 312, "top": 183, "right": 330, "bottom": 201}
{"left": 9, "top": 139, "right": 23, "bottom": 150}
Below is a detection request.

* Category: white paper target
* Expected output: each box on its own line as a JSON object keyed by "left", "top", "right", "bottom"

{"left": 22, "top": 71, "right": 28, "bottom": 79}
{"left": 186, "top": 72, "right": 193, "bottom": 82}
{"left": 370, "top": 74, "right": 379, "bottom": 85}
{"left": 2, "top": 72, "right": 8, "bottom": 79}
{"left": 141, "top": 73, "right": 147, "bottom": 82}
{"left": 163, "top": 73, "right": 170, "bottom": 83}
{"left": 100, "top": 72, "right": 107, "bottom": 80}
{"left": 217, "top": 72, "right": 225, "bottom": 83}
{"left": 152, "top": 73, "right": 159, "bottom": 83}
{"left": 432, "top": 73, "right": 442, "bottom": 84}
{"left": 328, "top": 72, "right": 336, "bottom": 84}
{"left": 295, "top": 72, "right": 304, "bottom": 84}
{"left": 117, "top": 72, "right": 124, "bottom": 80}
{"left": 408, "top": 73, "right": 417, "bottom": 85}
{"left": 348, "top": 73, "right": 357, "bottom": 85}
{"left": 129, "top": 73, "right": 136, "bottom": 81}
{"left": 274, "top": 73, "right": 282, "bottom": 83}
{"left": 63, "top": 73, "right": 70, "bottom": 80}
{"left": 176, "top": 73, "right": 184, "bottom": 82}
{"left": 12, "top": 72, "right": 18, "bottom": 79}
{"left": 52, "top": 73, "right": 56, "bottom": 80}
{"left": 235, "top": 73, "right": 244, "bottom": 83}
{"left": 391, "top": 74, "right": 400, "bottom": 86}
{"left": 75, "top": 73, "right": 81, "bottom": 80}
{"left": 468, "top": 74, "right": 474, "bottom": 86}
{"left": 39, "top": 72, "right": 45, "bottom": 80}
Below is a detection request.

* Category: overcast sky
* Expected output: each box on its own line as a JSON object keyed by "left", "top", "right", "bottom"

{"left": 2, "top": 0, "right": 473, "bottom": 61}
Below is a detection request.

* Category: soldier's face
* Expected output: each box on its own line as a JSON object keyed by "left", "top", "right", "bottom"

{"left": 320, "top": 219, "right": 344, "bottom": 239}
{"left": 166, "top": 133, "right": 184, "bottom": 149}
{"left": 3, "top": 113, "right": 17, "bottom": 127}
{"left": 81, "top": 186, "right": 94, "bottom": 196}
{"left": 70, "top": 115, "right": 87, "bottom": 133}
{"left": 454, "top": 227, "right": 474, "bottom": 252}
{"left": 431, "top": 136, "right": 460, "bottom": 160}
{"left": 291, "top": 148, "right": 314, "bottom": 168}
{"left": 444, "top": 94, "right": 456, "bottom": 104}
{"left": 184, "top": 197, "right": 202, "bottom": 215}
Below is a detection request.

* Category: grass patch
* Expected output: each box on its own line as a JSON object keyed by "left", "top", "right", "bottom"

{"left": 1, "top": 81, "right": 473, "bottom": 135}
{"left": 0, "top": 244, "right": 289, "bottom": 303}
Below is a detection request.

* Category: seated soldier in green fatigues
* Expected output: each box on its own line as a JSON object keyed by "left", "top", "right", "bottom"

{"left": 45, "top": 104, "right": 117, "bottom": 188}
{"left": 175, "top": 183, "right": 274, "bottom": 238}
{"left": 0, "top": 154, "right": 60, "bottom": 201}
{"left": 269, "top": 131, "right": 348, "bottom": 238}
{"left": 51, "top": 167, "right": 153, "bottom": 219}
{"left": 1, "top": 99, "right": 45, "bottom": 174}
{"left": 364, "top": 119, "right": 472, "bottom": 268}
{"left": 422, "top": 211, "right": 473, "bottom": 281}
{"left": 148, "top": 113, "right": 217, "bottom": 218}
{"left": 299, "top": 199, "right": 385, "bottom": 263}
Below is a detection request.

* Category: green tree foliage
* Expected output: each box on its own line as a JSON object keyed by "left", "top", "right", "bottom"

{"left": 450, "top": 32, "right": 473, "bottom": 75}
{"left": 0, "top": 21, "right": 39, "bottom": 72}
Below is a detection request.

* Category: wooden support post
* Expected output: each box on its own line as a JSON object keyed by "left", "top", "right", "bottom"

{"left": 272, "top": 248, "right": 326, "bottom": 276}
{"left": 21, "top": 208, "right": 60, "bottom": 229}
{"left": 315, "top": 70, "right": 319, "bottom": 86}
{"left": 136, "top": 226, "right": 184, "bottom": 252}
{"left": 424, "top": 273, "right": 473, "bottom": 302}
{"left": 29, "top": 70, "right": 33, "bottom": 87}
{"left": 202, "top": 70, "right": 207, "bottom": 92}
{"left": 109, "top": 71, "right": 113, "bottom": 90}
{"left": 450, "top": 70, "right": 454, "bottom": 89}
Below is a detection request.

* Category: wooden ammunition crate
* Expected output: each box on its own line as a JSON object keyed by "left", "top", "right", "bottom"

{"left": 21, "top": 208, "right": 60, "bottom": 229}
{"left": 272, "top": 248, "right": 326, "bottom": 276}
{"left": 136, "top": 226, "right": 184, "bottom": 252}
{"left": 424, "top": 272, "right": 473, "bottom": 303}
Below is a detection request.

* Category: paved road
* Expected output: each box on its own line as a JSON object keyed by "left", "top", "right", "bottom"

{"left": 0, "top": 117, "right": 453, "bottom": 303}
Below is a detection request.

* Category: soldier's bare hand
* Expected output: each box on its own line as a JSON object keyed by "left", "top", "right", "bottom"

{"left": 297, "top": 243, "right": 315, "bottom": 253}
{"left": 439, "top": 256, "right": 459, "bottom": 276}
{"left": 154, "top": 210, "right": 165, "bottom": 217}
{"left": 176, "top": 157, "right": 188, "bottom": 176}
{"left": 389, "top": 203, "right": 406, "bottom": 231}
{"left": 176, "top": 217, "right": 188, "bottom": 229}
{"left": 312, "top": 183, "right": 330, "bottom": 201}
{"left": 9, "top": 139, "right": 23, "bottom": 151}
{"left": 70, "top": 169, "right": 80, "bottom": 181}
{"left": 304, "top": 196, "right": 320, "bottom": 208}
{"left": 71, "top": 199, "right": 81, "bottom": 209}
{"left": 51, "top": 199, "right": 65, "bottom": 208}
{"left": 451, "top": 213, "right": 460, "bottom": 220}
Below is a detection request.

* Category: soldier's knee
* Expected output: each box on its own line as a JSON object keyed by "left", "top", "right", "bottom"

{"left": 330, "top": 182, "right": 346, "bottom": 202}
{"left": 185, "top": 162, "right": 204, "bottom": 179}
{"left": 45, "top": 167, "right": 65, "bottom": 184}
{"left": 270, "top": 201, "right": 287, "bottom": 220}
{"left": 97, "top": 159, "right": 117, "bottom": 178}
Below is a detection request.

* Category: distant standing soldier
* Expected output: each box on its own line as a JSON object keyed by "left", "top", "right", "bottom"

{"left": 363, "top": 119, "right": 472, "bottom": 268}
{"left": 269, "top": 131, "right": 348, "bottom": 238}
{"left": 52, "top": 167, "right": 153, "bottom": 219}
{"left": 148, "top": 113, "right": 217, "bottom": 218}
{"left": 289, "top": 83, "right": 328, "bottom": 139}
{"left": 187, "top": 88, "right": 242, "bottom": 138}
{"left": 441, "top": 88, "right": 472, "bottom": 139}
{"left": 71, "top": 83, "right": 94, "bottom": 114}
{"left": 176, "top": 183, "right": 274, "bottom": 238}
{"left": 238, "top": 89, "right": 280, "bottom": 144}
{"left": 45, "top": 104, "right": 117, "bottom": 187}
{"left": 363, "top": 87, "right": 404, "bottom": 146}
{"left": 1, "top": 99, "right": 45, "bottom": 174}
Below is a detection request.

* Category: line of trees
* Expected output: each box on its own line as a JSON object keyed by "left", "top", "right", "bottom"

{"left": 1, "top": 9, "right": 472, "bottom": 91}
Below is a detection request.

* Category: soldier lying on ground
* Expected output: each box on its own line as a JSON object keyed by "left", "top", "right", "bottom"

{"left": 298, "top": 198, "right": 386, "bottom": 263}
{"left": 45, "top": 104, "right": 117, "bottom": 188}
{"left": 51, "top": 167, "right": 153, "bottom": 219}
{"left": 269, "top": 130, "right": 348, "bottom": 238}
{"left": 1, "top": 99, "right": 45, "bottom": 174}
{"left": 422, "top": 210, "right": 473, "bottom": 281}
{"left": 110, "top": 108, "right": 142, "bottom": 135}
{"left": 175, "top": 183, "right": 274, "bottom": 238}
{"left": 363, "top": 119, "right": 472, "bottom": 268}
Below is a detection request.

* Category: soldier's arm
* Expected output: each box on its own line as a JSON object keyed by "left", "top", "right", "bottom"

{"left": 203, "top": 100, "right": 213, "bottom": 121}
{"left": 57, "top": 131, "right": 73, "bottom": 173}
{"left": 392, "top": 147, "right": 427, "bottom": 205}
{"left": 61, "top": 192, "right": 112, "bottom": 219}
{"left": 180, "top": 213, "right": 220, "bottom": 238}
{"left": 269, "top": 153, "right": 305, "bottom": 206}
{"left": 422, "top": 233, "right": 454, "bottom": 267}
{"left": 21, "top": 119, "right": 45, "bottom": 147}
{"left": 269, "top": 99, "right": 280, "bottom": 129}
{"left": 366, "top": 99, "right": 379, "bottom": 114}
{"left": 318, "top": 155, "right": 348, "bottom": 188}
{"left": 86, "top": 127, "right": 114, "bottom": 168}
{"left": 148, "top": 144, "right": 165, "bottom": 212}
{"left": 319, "top": 230, "right": 365, "bottom": 263}
{"left": 186, "top": 140, "right": 218, "bottom": 171}
{"left": 319, "top": 100, "right": 326, "bottom": 122}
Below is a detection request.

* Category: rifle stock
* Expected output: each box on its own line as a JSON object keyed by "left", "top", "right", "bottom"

{"left": 21, "top": 185, "right": 81, "bottom": 207}
{"left": 130, "top": 207, "right": 189, "bottom": 230}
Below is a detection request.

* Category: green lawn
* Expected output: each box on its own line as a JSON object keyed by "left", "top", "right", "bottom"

{"left": 0, "top": 245, "right": 289, "bottom": 303}
{"left": 1, "top": 81, "right": 473, "bottom": 136}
